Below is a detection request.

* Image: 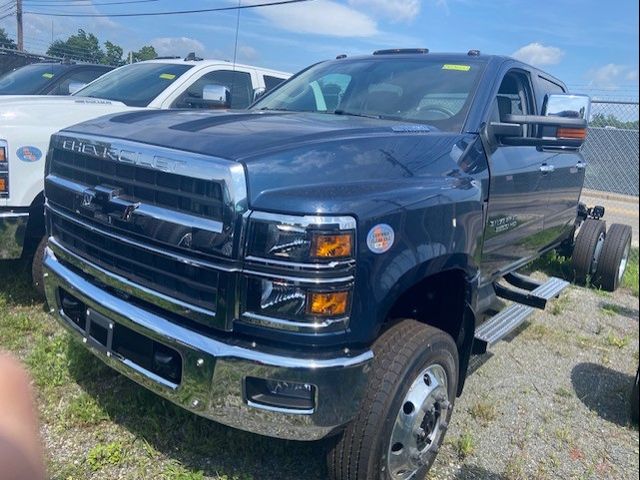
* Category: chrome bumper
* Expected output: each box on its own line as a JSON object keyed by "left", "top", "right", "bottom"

{"left": 0, "top": 210, "right": 28, "bottom": 259}
{"left": 43, "top": 247, "right": 373, "bottom": 441}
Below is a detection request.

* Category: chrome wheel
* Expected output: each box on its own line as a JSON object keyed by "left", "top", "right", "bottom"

{"left": 387, "top": 364, "right": 450, "bottom": 480}
{"left": 618, "top": 241, "right": 630, "bottom": 281}
{"left": 590, "top": 231, "right": 606, "bottom": 274}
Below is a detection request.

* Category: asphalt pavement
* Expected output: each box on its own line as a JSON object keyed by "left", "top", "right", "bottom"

{"left": 581, "top": 189, "right": 639, "bottom": 246}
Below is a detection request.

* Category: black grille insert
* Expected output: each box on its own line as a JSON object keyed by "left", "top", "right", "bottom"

{"left": 50, "top": 211, "right": 219, "bottom": 313}
{"left": 49, "top": 148, "right": 224, "bottom": 219}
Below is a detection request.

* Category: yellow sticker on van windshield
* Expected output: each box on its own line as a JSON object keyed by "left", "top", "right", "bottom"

{"left": 42, "top": 73, "right": 54, "bottom": 79}
{"left": 442, "top": 64, "right": 471, "bottom": 71}
{"left": 159, "top": 73, "right": 176, "bottom": 80}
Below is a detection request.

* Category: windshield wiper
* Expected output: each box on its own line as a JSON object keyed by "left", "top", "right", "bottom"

{"left": 258, "top": 107, "right": 293, "bottom": 112}
{"left": 333, "top": 109, "right": 380, "bottom": 119}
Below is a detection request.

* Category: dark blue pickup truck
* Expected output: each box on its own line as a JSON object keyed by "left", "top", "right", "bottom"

{"left": 42, "top": 50, "right": 632, "bottom": 480}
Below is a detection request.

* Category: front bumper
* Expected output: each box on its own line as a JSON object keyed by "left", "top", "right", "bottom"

{"left": 0, "top": 210, "right": 28, "bottom": 259}
{"left": 43, "top": 247, "right": 373, "bottom": 441}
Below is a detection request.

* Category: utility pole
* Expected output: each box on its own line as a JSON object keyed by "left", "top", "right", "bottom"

{"left": 16, "top": 0, "right": 23, "bottom": 51}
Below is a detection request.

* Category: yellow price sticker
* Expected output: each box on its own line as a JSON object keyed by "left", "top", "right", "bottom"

{"left": 442, "top": 64, "right": 471, "bottom": 71}
{"left": 159, "top": 73, "right": 176, "bottom": 80}
{"left": 42, "top": 72, "right": 54, "bottom": 79}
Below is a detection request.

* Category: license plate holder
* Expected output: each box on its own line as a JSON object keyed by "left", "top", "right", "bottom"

{"left": 85, "top": 308, "right": 114, "bottom": 355}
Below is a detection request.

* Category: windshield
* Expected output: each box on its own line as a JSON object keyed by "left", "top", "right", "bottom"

{"left": 74, "top": 63, "right": 193, "bottom": 107}
{"left": 253, "top": 57, "right": 485, "bottom": 132}
{"left": 0, "top": 64, "right": 66, "bottom": 95}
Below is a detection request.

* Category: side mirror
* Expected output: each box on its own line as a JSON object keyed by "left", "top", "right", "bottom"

{"left": 68, "top": 82, "right": 87, "bottom": 95}
{"left": 198, "top": 84, "right": 231, "bottom": 109}
{"left": 543, "top": 93, "right": 590, "bottom": 120}
{"left": 253, "top": 87, "right": 266, "bottom": 102}
{"left": 488, "top": 94, "right": 590, "bottom": 149}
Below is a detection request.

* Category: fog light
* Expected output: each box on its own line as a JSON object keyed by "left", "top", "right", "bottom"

{"left": 307, "top": 291, "right": 349, "bottom": 316}
{"left": 245, "top": 377, "right": 316, "bottom": 412}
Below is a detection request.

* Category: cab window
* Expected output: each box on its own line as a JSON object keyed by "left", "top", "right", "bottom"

{"left": 173, "top": 70, "right": 254, "bottom": 109}
{"left": 490, "top": 70, "right": 535, "bottom": 135}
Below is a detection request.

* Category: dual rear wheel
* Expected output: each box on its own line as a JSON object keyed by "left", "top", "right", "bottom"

{"left": 571, "top": 220, "right": 632, "bottom": 291}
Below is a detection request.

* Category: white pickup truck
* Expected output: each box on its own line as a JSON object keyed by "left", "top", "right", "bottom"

{"left": 0, "top": 57, "right": 290, "bottom": 293}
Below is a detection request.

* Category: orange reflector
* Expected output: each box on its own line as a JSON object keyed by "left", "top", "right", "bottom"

{"left": 308, "top": 291, "right": 349, "bottom": 316}
{"left": 311, "top": 233, "right": 353, "bottom": 259}
{"left": 0, "top": 147, "right": 5, "bottom": 162}
{"left": 0, "top": 177, "right": 6, "bottom": 192}
{"left": 557, "top": 128, "right": 586, "bottom": 140}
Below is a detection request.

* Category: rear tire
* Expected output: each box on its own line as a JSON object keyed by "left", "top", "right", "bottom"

{"left": 327, "top": 320, "right": 458, "bottom": 480}
{"left": 31, "top": 236, "right": 47, "bottom": 299}
{"left": 594, "top": 224, "right": 632, "bottom": 292}
{"left": 571, "top": 219, "right": 606, "bottom": 285}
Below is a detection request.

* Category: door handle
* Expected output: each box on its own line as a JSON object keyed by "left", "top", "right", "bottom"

{"left": 540, "top": 164, "right": 555, "bottom": 173}
{"left": 575, "top": 161, "right": 587, "bottom": 170}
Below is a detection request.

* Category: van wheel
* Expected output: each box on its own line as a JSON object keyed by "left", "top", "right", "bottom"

{"left": 593, "top": 224, "right": 632, "bottom": 292}
{"left": 571, "top": 219, "right": 606, "bottom": 285}
{"left": 31, "top": 236, "right": 47, "bottom": 298}
{"left": 327, "top": 320, "right": 458, "bottom": 480}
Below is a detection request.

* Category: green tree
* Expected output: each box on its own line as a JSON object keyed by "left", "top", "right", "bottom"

{"left": 591, "top": 112, "right": 639, "bottom": 130}
{"left": 0, "top": 27, "right": 17, "bottom": 50}
{"left": 47, "top": 29, "right": 103, "bottom": 63}
{"left": 129, "top": 45, "right": 157, "bottom": 63}
{"left": 102, "top": 41, "right": 124, "bottom": 66}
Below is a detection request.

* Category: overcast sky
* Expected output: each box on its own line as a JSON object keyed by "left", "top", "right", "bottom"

{"left": 1, "top": 0, "right": 638, "bottom": 90}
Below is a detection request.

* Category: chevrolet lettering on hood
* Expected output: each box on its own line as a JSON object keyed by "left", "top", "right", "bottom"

{"left": 60, "top": 138, "right": 186, "bottom": 173}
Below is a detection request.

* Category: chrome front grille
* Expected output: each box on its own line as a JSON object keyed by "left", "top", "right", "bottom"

{"left": 45, "top": 133, "right": 248, "bottom": 331}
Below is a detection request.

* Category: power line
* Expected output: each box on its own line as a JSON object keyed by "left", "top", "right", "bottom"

{"left": 24, "top": 0, "right": 315, "bottom": 17}
{"left": 23, "top": 0, "right": 162, "bottom": 6}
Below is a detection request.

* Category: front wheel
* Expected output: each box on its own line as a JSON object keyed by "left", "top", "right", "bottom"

{"left": 31, "top": 236, "right": 47, "bottom": 298}
{"left": 327, "top": 320, "right": 458, "bottom": 480}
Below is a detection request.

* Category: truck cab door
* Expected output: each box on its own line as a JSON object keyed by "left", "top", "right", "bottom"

{"left": 535, "top": 84, "right": 587, "bottom": 247}
{"left": 480, "top": 69, "right": 548, "bottom": 280}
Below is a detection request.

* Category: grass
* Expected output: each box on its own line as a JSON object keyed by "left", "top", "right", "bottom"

{"left": 604, "top": 331, "right": 629, "bottom": 349}
{"left": 622, "top": 247, "right": 639, "bottom": 297}
{"left": 455, "top": 432, "right": 475, "bottom": 460}
{"left": 527, "top": 247, "right": 639, "bottom": 297}
{"left": 0, "top": 259, "right": 325, "bottom": 480}
{"left": 468, "top": 402, "right": 498, "bottom": 424}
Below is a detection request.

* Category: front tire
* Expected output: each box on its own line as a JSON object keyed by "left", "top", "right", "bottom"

{"left": 31, "top": 236, "right": 47, "bottom": 298}
{"left": 327, "top": 320, "right": 458, "bottom": 480}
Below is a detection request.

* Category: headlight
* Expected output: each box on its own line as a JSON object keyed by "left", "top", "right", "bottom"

{"left": 243, "top": 212, "right": 357, "bottom": 331}
{"left": 247, "top": 212, "right": 356, "bottom": 263}
{"left": 0, "top": 141, "right": 8, "bottom": 197}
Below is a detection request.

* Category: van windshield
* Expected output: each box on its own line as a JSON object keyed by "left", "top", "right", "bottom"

{"left": 253, "top": 57, "right": 486, "bottom": 132}
{"left": 75, "top": 63, "right": 193, "bottom": 107}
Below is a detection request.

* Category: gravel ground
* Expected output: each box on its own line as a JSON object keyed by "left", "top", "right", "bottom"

{"left": 428, "top": 282, "right": 639, "bottom": 480}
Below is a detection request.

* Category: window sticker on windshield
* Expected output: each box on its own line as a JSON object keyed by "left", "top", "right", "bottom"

{"left": 42, "top": 72, "right": 54, "bottom": 79}
{"left": 442, "top": 64, "right": 471, "bottom": 71}
{"left": 159, "top": 73, "right": 176, "bottom": 80}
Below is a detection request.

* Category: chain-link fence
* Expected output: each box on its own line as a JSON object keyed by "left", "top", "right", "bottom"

{"left": 577, "top": 95, "right": 639, "bottom": 197}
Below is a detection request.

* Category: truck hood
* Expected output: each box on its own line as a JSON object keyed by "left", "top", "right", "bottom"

{"left": 0, "top": 95, "right": 132, "bottom": 130}
{"left": 62, "top": 110, "right": 484, "bottom": 214}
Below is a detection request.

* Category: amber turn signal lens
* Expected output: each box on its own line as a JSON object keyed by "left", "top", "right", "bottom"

{"left": 557, "top": 127, "right": 586, "bottom": 140}
{"left": 0, "top": 147, "right": 6, "bottom": 162}
{"left": 0, "top": 177, "right": 6, "bottom": 192}
{"left": 311, "top": 233, "right": 353, "bottom": 259}
{"left": 307, "top": 291, "right": 349, "bottom": 316}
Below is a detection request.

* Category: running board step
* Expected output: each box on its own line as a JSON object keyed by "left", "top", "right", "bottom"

{"left": 495, "top": 275, "right": 569, "bottom": 310}
{"left": 474, "top": 276, "right": 569, "bottom": 352}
